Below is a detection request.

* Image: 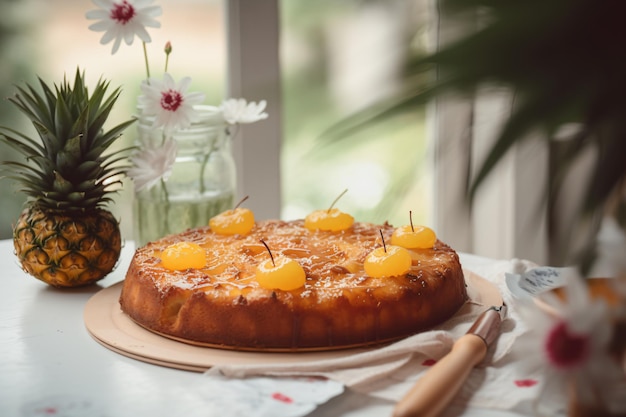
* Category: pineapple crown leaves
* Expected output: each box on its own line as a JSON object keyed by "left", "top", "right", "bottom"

{"left": 0, "top": 68, "right": 136, "bottom": 212}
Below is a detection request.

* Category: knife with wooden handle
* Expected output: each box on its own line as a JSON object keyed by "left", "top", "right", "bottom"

{"left": 392, "top": 306, "right": 505, "bottom": 417}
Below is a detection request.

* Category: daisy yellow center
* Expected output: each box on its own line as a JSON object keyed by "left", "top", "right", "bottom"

{"left": 110, "top": 1, "right": 136, "bottom": 24}
{"left": 161, "top": 90, "right": 183, "bottom": 112}
{"left": 544, "top": 321, "right": 591, "bottom": 369}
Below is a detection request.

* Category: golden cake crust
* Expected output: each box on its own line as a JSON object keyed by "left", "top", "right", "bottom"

{"left": 119, "top": 220, "right": 468, "bottom": 350}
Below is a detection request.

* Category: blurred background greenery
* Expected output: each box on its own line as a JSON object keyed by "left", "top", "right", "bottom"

{"left": 0, "top": 0, "right": 431, "bottom": 240}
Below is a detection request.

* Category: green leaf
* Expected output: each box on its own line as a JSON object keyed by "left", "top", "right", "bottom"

{"left": 75, "top": 160, "right": 102, "bottom": 177}
{"left": 1, "top": 68, "right": 136, "bottom": 210}
{"left": 10, "top": 85, "right": 53, "bottom": 129}
{"left": 54, "top": 92, "right": 75, "bottom": 145}
{"left": 76, "top": 179, "right": 98, "bottom": 192}
{"left": 52, "top": 171, "right": 74, "bottom": 194}
{"left": 319, "top": 83, "right": 445, "bottom": 143}
{"left": 87, "top": 83, "right": 119, "bottom": 141}
{"left": 91, "top": 118, "right": 137, "bottom": 154}
{"left": 582, "top": 126, "right": 626, "bottom": 214}
{"left": 0, "top": 127, "right": 46, "bottom": 157}
{"left": 66, "top": 191, "right": 86, "bottom": 202}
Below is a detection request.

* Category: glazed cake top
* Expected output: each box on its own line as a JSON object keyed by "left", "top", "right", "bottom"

{"left": 133, "top": 219, "right": 460, "bottom": 303}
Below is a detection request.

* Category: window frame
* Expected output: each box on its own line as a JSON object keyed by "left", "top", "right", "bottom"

{"left": 226, "top": 0, "right": 282, "bottom": 220}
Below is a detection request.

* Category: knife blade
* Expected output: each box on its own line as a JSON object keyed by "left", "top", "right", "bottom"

{"left": 392, "top": 305, "right": 506, "bottom": 417}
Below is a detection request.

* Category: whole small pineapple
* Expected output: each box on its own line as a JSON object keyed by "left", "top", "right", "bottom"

{"left": 0, "top": 69, "right": 135, "bottom": 287}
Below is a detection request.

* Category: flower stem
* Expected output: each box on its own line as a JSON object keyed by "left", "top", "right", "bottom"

{"left": 199, "top": 146, "right": 216, "bottom": 195}
{"left": 164, "top": 41, "right": 172, "bottom": 73}
{"left": 160, "top": 177, "right": 170, "bottom": 233}
{"left": 227, "top": 124, "right": 239, "bottom": 139}
{"left": 143, "top": 41, "right": 151, "bottom": 80}
{"left": 199, "top": 127, "right": 230, "bottom": 194}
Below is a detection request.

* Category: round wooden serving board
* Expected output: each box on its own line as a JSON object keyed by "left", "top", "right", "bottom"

{"left": 84, "top": 270, "right": 501, "bottom": 372}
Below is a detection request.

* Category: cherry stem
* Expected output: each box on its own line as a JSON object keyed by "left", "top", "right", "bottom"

{"left": 409, "top": 210, "right": 414, "bottom": 232}
{"left": 234, "top": 195, "right": 249, "bottom": 210}
{"left": 260, "top": 239, "right": 275, "bottom": 267}
{"left": 328, "top": 188, "right": 348, "bottom": 213}
{"left": 379, "top": 230, "right": 387, "bottom": 253}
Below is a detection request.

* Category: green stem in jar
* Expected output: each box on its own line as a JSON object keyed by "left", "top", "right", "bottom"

{"left": 160, "top": 177, "right": 171, "bottom": 234}
{"left": 198, "top": 145, "right": 217, "bottom": 195}
{"left": 142, "top": 41, "right": 151, "bottom": 81}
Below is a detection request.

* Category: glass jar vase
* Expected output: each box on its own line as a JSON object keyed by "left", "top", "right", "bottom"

{"left": 132, "top": 105, "right": 236, "bottom": 247}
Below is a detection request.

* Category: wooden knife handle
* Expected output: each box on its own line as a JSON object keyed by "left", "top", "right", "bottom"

{"left": 392, "top": 334, "right": 487, "bottom": 417}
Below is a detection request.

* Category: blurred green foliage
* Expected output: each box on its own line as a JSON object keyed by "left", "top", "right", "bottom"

{"left": 0, "top": 0, "right": 40, "bottom": 238}
{"left": 280, "top": 0, "right": 431, "bottom": 226}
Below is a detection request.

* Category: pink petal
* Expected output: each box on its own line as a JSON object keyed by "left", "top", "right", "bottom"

{"left": 271, "top": 392, "right": 293, "bottom": 404}
{"left": 514, "top": 379, "right": 538, "bottom": 387}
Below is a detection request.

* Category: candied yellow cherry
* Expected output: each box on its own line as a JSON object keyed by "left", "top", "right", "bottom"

{"left": 256, "top": 256, "right": 306, "bottom": 291}
{"left": 304, "top": 208, "right": 354, "bottom": 232}
{"left": 364, "top": 245, "right": 412, "bottom": 278}
{"left": 391, "top": 225, "right": 437, "bottom": 249}
{"left": 160, "top": 242, "right": 207, "bottom": 270}
{"left": 209, "top": 207, "right": 255, "bottom": 235}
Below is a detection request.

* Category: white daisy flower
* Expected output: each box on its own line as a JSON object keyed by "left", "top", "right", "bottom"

{"left": 138, "top": 73, "right": 206, "bottom": 134}
{"left": 86, "top": 0, "right": 162, "bottom": 55}
{"left": 513, "top": 272, "right": 626, "bottom": 413}
{"left": 128, "top": 138, "right": 177, "bottom": 192}
{"left": 220, "top": 98, "right": 268, "bottom": 125}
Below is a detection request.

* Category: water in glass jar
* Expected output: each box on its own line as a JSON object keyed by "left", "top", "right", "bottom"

{"left": 133, "top": 191, "right": 234, "bottom": 247}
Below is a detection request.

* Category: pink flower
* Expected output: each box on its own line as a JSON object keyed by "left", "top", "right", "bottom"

{"left": 138, "top": 73, "right": 206, "bottom": 134}
{"left": 543, "top": 320, "right": 591, "bottom": 370}
{"left": 86, "top": 0, "right": 162, "bottom": 54}
{"left": 513, "top": 272, "right": 626, "bottom": 412}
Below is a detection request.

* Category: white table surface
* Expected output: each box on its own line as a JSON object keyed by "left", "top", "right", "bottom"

{"left": 0, "top": 238, "right": 533, "bottom": 417}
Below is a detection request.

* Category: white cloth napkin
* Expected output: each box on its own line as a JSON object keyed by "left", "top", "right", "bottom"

{"left": 204, "top": 256, "right": 544, "bottom": 414}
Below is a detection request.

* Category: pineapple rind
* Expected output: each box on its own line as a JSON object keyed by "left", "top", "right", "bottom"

{"left": 13, "top": 204, "right": 122, "bottom": 287}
